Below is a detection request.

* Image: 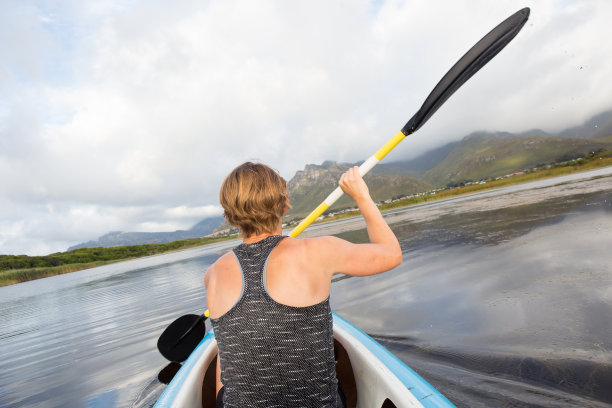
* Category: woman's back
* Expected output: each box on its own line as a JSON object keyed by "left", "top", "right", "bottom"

{"left": 210, "top": 235, "right": 342, "bottom": 407}
{"left": 208, "top": 236, "right": 334, "bottom": 317}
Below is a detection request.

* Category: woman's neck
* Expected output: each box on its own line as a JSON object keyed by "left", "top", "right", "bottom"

{"left": 242, "top": 227, "right": 282, "bottom": 244}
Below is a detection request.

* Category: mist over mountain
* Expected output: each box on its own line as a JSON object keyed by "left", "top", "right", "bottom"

{"left": 370, "top": 141, "right": 461, "bottom": 176}
{"left": 559, "top": 109, "right": 612, "bottom": 140}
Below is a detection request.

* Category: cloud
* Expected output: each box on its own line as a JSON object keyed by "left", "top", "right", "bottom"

{"left": 1, "top": 0, "right": 612, "bottom": 255}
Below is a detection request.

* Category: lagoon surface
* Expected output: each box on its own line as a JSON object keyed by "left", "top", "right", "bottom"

{"left": 1, "top": 168, "right": 611, "bottom": 407}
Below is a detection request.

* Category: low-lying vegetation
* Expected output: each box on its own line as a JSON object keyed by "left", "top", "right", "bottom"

{"left": 0, "top": 235, "right": 235, "bottom": 287}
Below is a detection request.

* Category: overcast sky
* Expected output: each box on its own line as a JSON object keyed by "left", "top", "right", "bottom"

{"left": 2, "top": 0, "right": 611, "bottom": 256}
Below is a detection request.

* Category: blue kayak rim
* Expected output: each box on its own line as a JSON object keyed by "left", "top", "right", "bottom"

{"left": 333, "top": 313, "right": 455, "bottom": 407}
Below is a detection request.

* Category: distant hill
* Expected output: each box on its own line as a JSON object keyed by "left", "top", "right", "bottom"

{"left": 372, "top": 141, "right": 461, "bottom": 176}
{"left": 421, "top": 133, "right": 612, "bottom": 186}
{"left": 68, "top": 216, "right": 225, "bottom": 250}
{"left": 285, "top": 161, "right": 432, "bottom": 219}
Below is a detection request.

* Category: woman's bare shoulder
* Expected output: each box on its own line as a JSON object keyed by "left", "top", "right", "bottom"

{"left": 204, "top": 251, "right": 236, "bottom": 287}
{"left": 282, "top": 235, "right": 344, "bottom": 249}
{"left": 282, "top": 236, "right": 350, "bottom": 261}
{"left": 305, "top": 235, "right": 347, "bottom": 248}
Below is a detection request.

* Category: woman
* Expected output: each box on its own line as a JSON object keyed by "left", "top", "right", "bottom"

{"left": 205, "top": 162, "right": 402, "bottom": 407}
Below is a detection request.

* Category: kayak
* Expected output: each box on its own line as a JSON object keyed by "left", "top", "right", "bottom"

{"left": 154, "top": 313, "right": 455, "bottom": 408}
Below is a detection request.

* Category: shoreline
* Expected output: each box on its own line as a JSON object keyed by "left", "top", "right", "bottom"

{"left": 299, "top": 166, "right": 612, "bottom": 238}
{"left": 2, "top": 163, "right": 612, "bottom": 287}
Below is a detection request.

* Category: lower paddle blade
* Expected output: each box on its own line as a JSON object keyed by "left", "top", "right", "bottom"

{"left": 157, "top": 314, "right": 206, "bottom": 362}
{"left": 157, "top": 362, "right": 182, "bottom": 384}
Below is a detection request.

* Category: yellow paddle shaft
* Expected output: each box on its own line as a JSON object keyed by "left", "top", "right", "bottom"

{"left": 289, "top": 130, "right": 406, "bottom": 238}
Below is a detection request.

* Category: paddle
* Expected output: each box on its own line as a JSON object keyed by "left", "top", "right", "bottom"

{"left": 158, "top": 362, "right": 183, "bottom": 385}
{"left": 157, "top": 311, "right": 209, "bottom": 363}
{"left": 156, "top": 7, "right": 530, "bottom": 366}
{"left": 289, "top": 7, "right": 530, "bottom": 237}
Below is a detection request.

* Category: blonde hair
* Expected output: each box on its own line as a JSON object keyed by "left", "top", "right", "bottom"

{"left": 220, "top": 162, "right": 290, "bottom": 237}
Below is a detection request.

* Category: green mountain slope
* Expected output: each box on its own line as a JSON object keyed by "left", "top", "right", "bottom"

{"left": 423, "top": 134, "right": 612, "bottom": 186}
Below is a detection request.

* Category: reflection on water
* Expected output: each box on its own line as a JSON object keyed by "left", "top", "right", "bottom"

{"left": 332, "top": 191, "right": 612, "bottom": 407}
{"left": 0, "top": 255, "right": 225, "bottom": 407}
{"left": 0, "top": 177, "right": 611, "bottom": 407}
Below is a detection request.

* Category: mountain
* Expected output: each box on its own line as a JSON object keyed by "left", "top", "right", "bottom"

{"left": 285, "top": 161, "right": 432, "bottom": 219}
{"left": 68, "top": 216, "right": 225, "bottom": 250}
{"left": 283, "top": 110, "right": 612, "bottom": 212}
{"left": 371, "top": 141, "right": 461, "bottom": 176}
{"left": 421, "top": 133, "right": 612, "bottom": 186}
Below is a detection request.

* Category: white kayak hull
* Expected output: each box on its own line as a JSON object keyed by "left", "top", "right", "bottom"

{"left": 154, "top": 313, "right": 455, "bottom": 408}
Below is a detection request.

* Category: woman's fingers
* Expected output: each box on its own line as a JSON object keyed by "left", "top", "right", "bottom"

{"left": 339, "top": 166, "right": 369, "bottom": 199}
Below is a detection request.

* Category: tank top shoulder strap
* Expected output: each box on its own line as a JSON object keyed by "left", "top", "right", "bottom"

{"left": 232, "top": 235, "right": 285, "bottom": 300}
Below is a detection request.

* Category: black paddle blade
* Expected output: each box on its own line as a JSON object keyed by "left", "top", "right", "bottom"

{"left": 157, "top": 314, "right": 206, "bottom": 362}
{"left": 157, "top": 362, "right": 182, "bottom": 384}
{"left": 402, "top": 7, "right": 530, "bottom": 135}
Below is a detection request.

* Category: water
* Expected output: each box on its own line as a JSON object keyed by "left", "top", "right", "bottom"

{"left": 1, "top": 169, "right": 611, "bottom": 407}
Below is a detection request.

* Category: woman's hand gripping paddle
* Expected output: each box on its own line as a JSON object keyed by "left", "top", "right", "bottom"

{"left": 156, "top": 7, "right": 530, "bottom": 370}
{"left": 289, "top": 7, "right": 530, "bottom": 238}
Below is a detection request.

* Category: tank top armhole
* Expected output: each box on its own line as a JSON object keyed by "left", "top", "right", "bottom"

{"left": 262, "top": 251, "right": 272, "bottom": 299}
{"left": 261, "top": 236, "right": 285, "bottom": 304}
{"left": 227, "top": 250, "right": 246, "bottom": 313}
{"left": 212, "top": 251, "right": 245, "bottom": 323}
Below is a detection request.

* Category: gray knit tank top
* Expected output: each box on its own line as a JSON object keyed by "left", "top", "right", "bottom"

{"left": 210, "top": 235, "right": 340, "bottom": 407}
